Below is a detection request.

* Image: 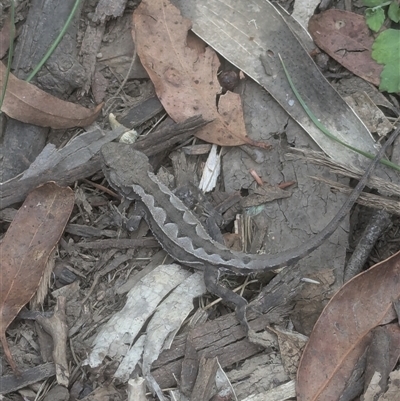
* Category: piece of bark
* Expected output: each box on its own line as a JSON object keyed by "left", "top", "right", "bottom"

{"left": 151, "top": 265, "right": 302, "bottom": 389}
{"left": 119, "top": 96, "right": 164, "bottom": 128}
{"left": 288, "top": 148, "right": 400, "bottom": 198}
{"left": 36, "top": 297, "right": 69, "bottom": 387}
{"left": 1, "top": 120, "right": 48, "bottom": 182}
{"left": 191, "top": 357, "right": 219, "bottom": 401}
{"left": 180, "top": 334, "right": 199, "bottom": 396}
{"left": 127, "top": 378, "right": 147, "bottom": 400}
{"left": 0, "top": 16, "right": 13, "bottom": 58}
{"left": 79, "top": 23, "right": 106, "bottom": 94}
{"left": 0, "top": 363, "right": 56, "bottom": 395}
{"left": 0, "top": 115, "right": 208, "bottom": 209}
{"left": 0, "top": 126, "right": 125, "bottom": 209}
{"left": 134, "top": 115, "right": 210, "bottom": 157}
{"left": 65, "top": 224, "right": 118, "bottom": 238}
{"left": 311, "top": 177, "right": 400, "bottom": 217}
{"left": 344, "top": 209, "right": 392, "bottom": 282}
{"left": 151, "top": 313, "right": 267, "bottom": 389}
{"left": 93, "top": 0, "right": 127, "bottom": 23}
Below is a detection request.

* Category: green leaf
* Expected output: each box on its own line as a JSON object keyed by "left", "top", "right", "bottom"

{"left": 372, "top": 29, "right": 400, "bottom": 63}
{"left": 363, "top": 0, "right": 388, "bottom": 6}
{"left": 379, "top": 63, "right": 400, "bottom": 93}
{"left": 372, "top": 30, "right": 400, "bottom": 93}
{"left": 365, "top": 8, "right": 386, "bottom": 31}
{"left": 388, "top": 2, "right": 400, "bottom": 22}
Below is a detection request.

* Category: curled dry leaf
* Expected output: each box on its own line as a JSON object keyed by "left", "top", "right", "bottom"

{"left": 308, "top": 10, "right": 383, "bottom": 86}
{"left": 0, "top": 182, "right": 74, "bottom": 372}
{"left": 133, "top": 0, "right": 268, "bottom": 148}
{"left": 297, "top": 250, "right": 400, "bottom": 401}
{"left": 0, "top": 63, "right": 102, "bottom": 128}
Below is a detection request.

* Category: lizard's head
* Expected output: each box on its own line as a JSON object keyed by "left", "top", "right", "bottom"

{"left": 100, "top": 142, "right": 151, "bottom": 190}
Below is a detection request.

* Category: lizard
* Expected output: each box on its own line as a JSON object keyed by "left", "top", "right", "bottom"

{"left": 100, "top": 125, "right": 399, "bottom": 333}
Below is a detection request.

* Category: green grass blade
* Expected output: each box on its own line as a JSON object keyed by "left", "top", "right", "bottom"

{"left": 26, "top": 0, "right": 81, "bottom": 82}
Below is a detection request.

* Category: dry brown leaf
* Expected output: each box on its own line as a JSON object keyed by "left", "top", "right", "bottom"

{"left": 297, "top": 250, "right": 400, "bottom": 401}
{"left": 0, "top": 182, "right": 74, "bottom": 372}
{"left": 0, "top": 63, "right": 102, "bottom": 128}
{"left": 308, "top": 10, "right": 383, "bottom": 86}
{"left": 132, "top": 0, "right": 269, "bottom": 148}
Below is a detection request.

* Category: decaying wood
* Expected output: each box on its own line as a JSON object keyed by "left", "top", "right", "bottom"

{"left": 190, "top": 356, "right": 219, "bottom": 401}
{"left": 151, "top": 266, "right": 304, "bottom": 389}
{"left": 134, "top": 115, "right": 210, "bottom": 156}
{"left": 0, "top": 126, "right": 125, "bottom": 209}
{"left": 151, "top": 313, "right": 269, "bottom": 389}
{"left": 0, "top": 363, "right": 56, "bottom": 395}
{"left": 0, "top": 115, "right": 208, "bottom": 210}
{"left": 35, "top": 297, "right": 69, "bottom": 387}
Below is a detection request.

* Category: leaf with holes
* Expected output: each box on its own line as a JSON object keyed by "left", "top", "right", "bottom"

{"left": 132, "top": 0, "right": 268, "bottom": 148}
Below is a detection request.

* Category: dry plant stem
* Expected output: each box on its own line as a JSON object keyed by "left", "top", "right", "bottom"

{"left": 311, "top": 176, "right": 400, "bottom": 216}
{"left": 288, "top": 148, "right": 400, "bottom": 198}
{"left": 83, "top": 178, "right": 121, "bottom": 199}
{"left": 35, "top": 296, "right": 69, "bottom": 387}
{"left": 104, "top": 46, "right": 137, "bottom": 116}
{"left": 75, "top": 237, "right": 159, "bottom": 250}
{"left": 82, "top": 251, "right": 134, "bottom": 304}
{"left": 344, "top": 209, "right": 392, "bottom": 282}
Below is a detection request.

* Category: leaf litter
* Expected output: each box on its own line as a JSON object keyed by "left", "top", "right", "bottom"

{"left": 1, "top": 0, "right": 399, "bottom": 398}
{"left": 87, "top": 263, "right": 207, "bottom": 398}
{"left": 0, "top": 183, "right": 74, "bottom": 372}
{"left": 132, "top": 0, "right": 270, "bottom": 148}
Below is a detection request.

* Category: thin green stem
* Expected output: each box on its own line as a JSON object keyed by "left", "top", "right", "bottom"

{"left": 26, "top": 0, "right": 81, "bottom": 82}
{"left": 371, "top": 1, "right": 391, "bottom": 11}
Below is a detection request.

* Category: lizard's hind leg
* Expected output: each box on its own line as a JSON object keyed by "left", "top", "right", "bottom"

{"left": 203, "top": 265, "right": 250, "bottom": 333}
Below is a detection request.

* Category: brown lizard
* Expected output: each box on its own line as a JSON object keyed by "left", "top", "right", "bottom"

{"left": 100, "top": 126, "right": 399, "bottom": 332}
